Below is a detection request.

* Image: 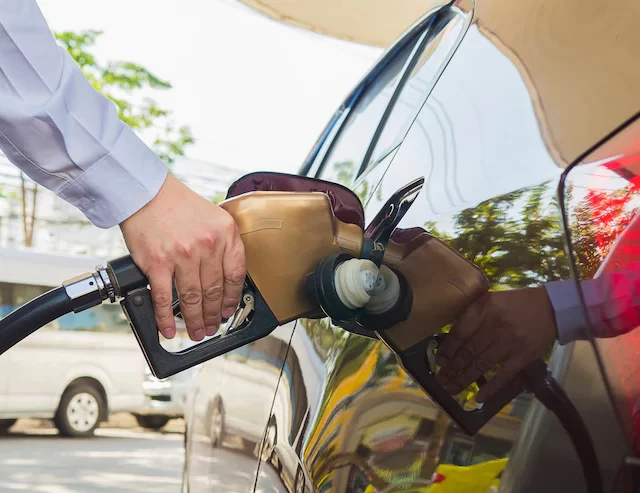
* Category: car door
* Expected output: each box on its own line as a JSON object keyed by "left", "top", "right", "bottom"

{"left": 256, "top": 1, "right": 630, "bottom": 492}
{"left": 252, "top": 4, "right": 473, "bottom": 492}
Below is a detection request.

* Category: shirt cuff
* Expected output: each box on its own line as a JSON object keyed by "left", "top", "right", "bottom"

{"left": 543, "top": 280, "right": 590, "bottom": 345}
{"left": 57, "top": 125, "right": 169, "bottom": 228}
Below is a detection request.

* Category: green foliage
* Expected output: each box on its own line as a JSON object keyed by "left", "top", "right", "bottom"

{"left": 211, "top": 192, "right": 226, "bottom": 205}
{"left": 429, "top": 182, "right": 570, "bottom": 288}
{"left": 333, "top": 161, "right": 383, "bottom": 204}
{"left": 54, "top": 30, "right": 194, "bottom": 165}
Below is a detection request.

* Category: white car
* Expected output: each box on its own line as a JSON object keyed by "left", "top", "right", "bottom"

{"left": 132, "top": 335, "right": 198, "bottom": 430}
{"left": 0, "top": 247, "right": 146, "bottom": 437}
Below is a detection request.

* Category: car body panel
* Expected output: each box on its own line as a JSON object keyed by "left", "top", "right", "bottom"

{"left": 184, "top": 323, "right": 295, "bottom": 493}
{"left": 184, "top": 0, "right": 640, "bottom": 491}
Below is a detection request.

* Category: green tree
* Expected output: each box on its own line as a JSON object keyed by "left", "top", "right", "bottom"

{"left": 333, "top": 160, "right": 382, "bottom": 204}
{"left": 211, "top": 192, "right": 226, "bottom": 205}
{"left": 420, "top": 182, "right": 571, "bottom": 475}
{"left": 429, "top": 182, "right": 570, "bottom": 288}
{"left": 16, "top": 30, "right": 194, "bottom": 246}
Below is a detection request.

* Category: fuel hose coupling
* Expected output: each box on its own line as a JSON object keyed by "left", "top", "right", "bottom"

{"left": 62, "top": 265, "right": 116, "bottom": 313}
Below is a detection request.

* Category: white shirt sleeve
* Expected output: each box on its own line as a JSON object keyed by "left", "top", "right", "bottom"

{"left": 544, "top": 280, "right": 591, "bottom": 345}
{"left": 544, "top": 269, "right": 640, "bottom": 345}
{"left": 0, "top": 0, "right": 168, "bottom": 228}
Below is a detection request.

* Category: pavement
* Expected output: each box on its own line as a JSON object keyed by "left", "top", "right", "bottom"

{"left": 0, "top": 414, "right": 185, "bottom": 493}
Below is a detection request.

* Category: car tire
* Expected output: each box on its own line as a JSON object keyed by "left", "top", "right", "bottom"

{"left": 54, "top": 383, "right": 104, "bottom": 437}
{"left": 134, "top": 415, "right": 170, "bottom": 430}
{"left": 0, "top": 419, "right": 17, "bottom": 434}
{"left": 209, "top": 399, "right": 225, "bottom": 448}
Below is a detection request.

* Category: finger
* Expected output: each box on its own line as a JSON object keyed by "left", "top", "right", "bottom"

{"left": 175, "top": 261, "right": 206, "bottom": 341}
{"left": 476, "top": 357, "right": 524, "bottom": 403}
{"left": 221, "top": 236, "right": 246, "bottom": 319}
{"left": 436, "top": 294, "right": 488, "bottom": 367}
{"left": 442, "top": 319, "right": 501, "bottom": 379}
{"left": 443, "top": 340, "right": 511, "bottom": 396}
{"left": 200, "top": 250, "right": 224, "bottom": 337}
{"left": 148, "top": 269, "right": 177, "bottom": 340}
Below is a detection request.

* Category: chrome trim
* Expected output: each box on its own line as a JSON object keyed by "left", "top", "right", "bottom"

{"left": 299, "top": 4, "right": 450, "bottom": 177}
{"left": 96, "top": 265, "right": 116, "bottom": 303}
{"left": 62, "top": 272, "right": 106, "bottom": 313}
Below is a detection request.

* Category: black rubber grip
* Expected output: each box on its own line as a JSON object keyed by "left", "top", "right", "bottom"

{"left": 107, "top": 255, "right": 148, "bottom": 296}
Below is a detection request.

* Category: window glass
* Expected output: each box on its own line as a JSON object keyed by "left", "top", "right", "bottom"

{"left": 317, "top": 35, "right": 421, "bottom": 195}
{"left": 360, "top": 9, "right": 467, "bottom": 180}
{"left": 0, "top": 282, "right": 49, "bottom": 317}
{"left": 318, "top": 9, "right": 468, "bottom": 209}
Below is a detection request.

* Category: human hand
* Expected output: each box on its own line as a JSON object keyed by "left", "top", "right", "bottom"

{"left": 120, "top": 174, "right": 246, "bottom": 342}
{"left": 435, "top": 287, "right": 558, "bottom": 402}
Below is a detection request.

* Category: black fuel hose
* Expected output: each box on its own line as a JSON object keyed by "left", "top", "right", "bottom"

{"left": 524, "top": 372, "right": 604, "bottom": 493}
{"left": 0, "top": 287, "right": 73, "bottom": 356}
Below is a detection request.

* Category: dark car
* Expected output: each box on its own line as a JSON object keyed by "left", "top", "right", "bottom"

{"left": 182, "top": 0, "right": 640, "bottom": 492}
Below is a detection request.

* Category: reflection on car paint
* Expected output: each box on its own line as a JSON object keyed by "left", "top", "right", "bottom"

{"left": 184, "top": 1, "right": 640, "bottom": 492}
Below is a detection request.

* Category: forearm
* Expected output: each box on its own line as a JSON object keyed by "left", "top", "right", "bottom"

{"left": 0, "top": 0, "right": 168, "bottom": 228}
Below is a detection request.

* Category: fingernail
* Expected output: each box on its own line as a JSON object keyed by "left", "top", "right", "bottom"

{"left": 222, "top": 307, "right": 236, "bottom": 318}
{"left": 161, "top": 328, "right": 175, "bottom": 339}
{"left": 193, "top": 328, "right": 205, "bottom": 341}
{"left": 205, "top": 325, "right": 218, "bottom": 337}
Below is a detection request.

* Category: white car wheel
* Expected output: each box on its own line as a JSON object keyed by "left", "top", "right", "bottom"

{"left": 55, "top": 383, "right": 104, "bottom": 437}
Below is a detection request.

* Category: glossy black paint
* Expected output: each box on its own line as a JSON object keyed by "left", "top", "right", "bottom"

{"left": 183, "top": 1, "right": 640, "bottom": 492}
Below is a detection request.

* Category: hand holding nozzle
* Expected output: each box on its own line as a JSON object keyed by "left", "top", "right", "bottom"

{"left": 119, "top": 174, "right": 246, "bottom": 342}
{"left": 435, "top": 287, "right": 558, "bottom": 402}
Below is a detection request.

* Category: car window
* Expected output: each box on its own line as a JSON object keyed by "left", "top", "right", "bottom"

{"left": 317, "top": 8, "right": 468, "bottom": 207}
{"left": 357, "top": 8, "right": 467, "bottom": 182}
{"left": 0, "top": 282, "right": 130, "bottom": 333}
{"left": 315, "top": 35, "right": 420, "bottom": 194}
{"left": 0, "top": 282, "right": 49, "bottom": 317}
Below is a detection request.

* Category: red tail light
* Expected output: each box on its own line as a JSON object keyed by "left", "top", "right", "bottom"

{"left": 431, "top": 472, "right": 446, "bottom": 483}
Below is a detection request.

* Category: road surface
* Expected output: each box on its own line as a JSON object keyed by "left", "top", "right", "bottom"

{"left": 0, "top": 423, "right": 184, "bottom": 493}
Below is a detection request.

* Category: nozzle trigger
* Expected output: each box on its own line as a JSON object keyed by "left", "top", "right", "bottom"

{"left": 226, "top": 292, "right": 255, "bottom": 333}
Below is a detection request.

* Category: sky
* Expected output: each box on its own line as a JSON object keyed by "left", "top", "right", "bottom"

{"left": 36, "top": 0, "right": 382, "bottom": 174}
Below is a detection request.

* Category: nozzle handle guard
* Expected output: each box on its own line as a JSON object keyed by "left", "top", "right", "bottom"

{"left": 121, "top": 277, "right": 279, "bottom": 379}
{"left": 398, "top": 337, "right": 544, "bottom": 436}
